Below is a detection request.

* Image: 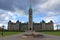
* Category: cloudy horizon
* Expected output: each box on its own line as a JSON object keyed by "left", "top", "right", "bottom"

{"left": 0, "top": 0, "right": 60, "bottom": 30}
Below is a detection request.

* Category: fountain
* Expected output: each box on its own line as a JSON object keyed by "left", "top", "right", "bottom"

{"left": 21, "top": 31, "right": 44, "bottom": 38}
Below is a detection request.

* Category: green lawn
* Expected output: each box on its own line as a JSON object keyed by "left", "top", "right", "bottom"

{"left": 41, "top": 31, "right": 60, "bottom": 36}
{"left": 0, "top": 32, "right": 23, "bottom": 36}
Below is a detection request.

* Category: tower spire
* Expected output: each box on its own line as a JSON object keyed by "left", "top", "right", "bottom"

{"left": 30, "top": 4, "right": 32, "bottom": 9}
{"left": 28, "top": 4, "right": 33, "bottom": 31}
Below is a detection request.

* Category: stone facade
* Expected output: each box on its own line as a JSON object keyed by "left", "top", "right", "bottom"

{"left": 8, "top": 20, "right": 54, "bottom": 31}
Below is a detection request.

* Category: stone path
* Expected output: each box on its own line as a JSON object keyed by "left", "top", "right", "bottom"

{"left": 0, "top": 32, "right": 60, "bottom": 40}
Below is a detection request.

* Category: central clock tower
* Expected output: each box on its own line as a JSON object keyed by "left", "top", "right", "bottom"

{"left": 28, "top": 5, "right": 33, "bottom": 31}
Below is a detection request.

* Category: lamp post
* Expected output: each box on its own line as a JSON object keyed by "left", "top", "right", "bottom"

{"left": 2, "top": 25, "right": 4, "bottom": 36}
{"left": 57, "top": 24, "right": 60, "bottom": 31}
{"left": 57, "top": 25, "right": 58, "bottom": 30}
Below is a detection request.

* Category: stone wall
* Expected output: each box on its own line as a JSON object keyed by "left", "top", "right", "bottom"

{"left": 20, "top": 23, "right": 28, "bottom": 31}
{"left": 8, "top": 20, "right": 54, "bottom": 31}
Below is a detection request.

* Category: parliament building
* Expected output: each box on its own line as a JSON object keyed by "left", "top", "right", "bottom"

{"left": 8, "top": 6, "right": 54, "bottom": 31}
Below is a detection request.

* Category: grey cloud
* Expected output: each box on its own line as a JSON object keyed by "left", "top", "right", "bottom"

{"left": 28, "top": 0, "right": 48, "bottom": 5}
{"left": 46, "top": 3, "right": 60, "bottom": 13}
{"left": 33, "top": 0, "right": 60, "bottom": 16}
{"left": 0, "top": 0, "right": 48, "bottom": 11}
{"left": 0, "top": 0, "right": 14, "bottom": 11}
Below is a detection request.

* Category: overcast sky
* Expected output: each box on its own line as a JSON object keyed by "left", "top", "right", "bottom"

{"left": 0, "top": 0, "right": 60, "bottom": 29}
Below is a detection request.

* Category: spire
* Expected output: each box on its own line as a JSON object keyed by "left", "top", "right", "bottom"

{"left": 30, "top": 4, "right": 31, "bottom": 8}
{"left": 29, "top": 4, "right": 32, "bottom": 9}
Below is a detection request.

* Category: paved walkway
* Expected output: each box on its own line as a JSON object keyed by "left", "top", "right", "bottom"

{"left": 0, "top": 32, "right": 60, "bottom": 40}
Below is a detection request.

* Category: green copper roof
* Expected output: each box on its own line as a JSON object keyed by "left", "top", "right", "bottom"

{"left": 30, "top": 4, "right": 32, "bottom": 9}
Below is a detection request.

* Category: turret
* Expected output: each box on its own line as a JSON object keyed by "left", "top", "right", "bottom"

{"left": 8, "top": 20, "right": 11, "bottom": 23}
{"left": 50, "top": 20, "right": 53, "bottom": 23}
{"left": 42, "top": 20, "right": 45, "bottom": 23}
{"left": 50, "top": 20, "right": 54, "bottom": 30}
{"left": 16, "top": 20, "right": 19, "bottom": 23}
{"left": 16, "top": 20, "right": 20, "bottom": 31}
{"left": 42, "top": 20, "right": 46, "bottom": 30}
{"left": 8, "top": 20, "right": 11, "bottom": 30}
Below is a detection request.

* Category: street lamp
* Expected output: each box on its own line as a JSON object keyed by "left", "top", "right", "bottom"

{"left": 2, "top": 25, "right": 4, "bottom": 36}
{"left": 56, "top": 25, "right": 58, "bottom": 30}
{"left": 56, "top": 24, "right": 60, "bottom": 31}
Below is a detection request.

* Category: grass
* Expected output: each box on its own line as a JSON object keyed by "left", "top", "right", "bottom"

{"left": 0, "top": 31, "right": 23, "bottom": 36}
{"left": 41, "top": 31, "right": 60, "bottom": 36}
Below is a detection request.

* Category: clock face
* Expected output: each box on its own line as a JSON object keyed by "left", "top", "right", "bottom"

{"left": 30, "top": 15, "right": 32, "bottom": 16}
{"left": 29, "top": 13, "right": 32, "bottom": 15}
